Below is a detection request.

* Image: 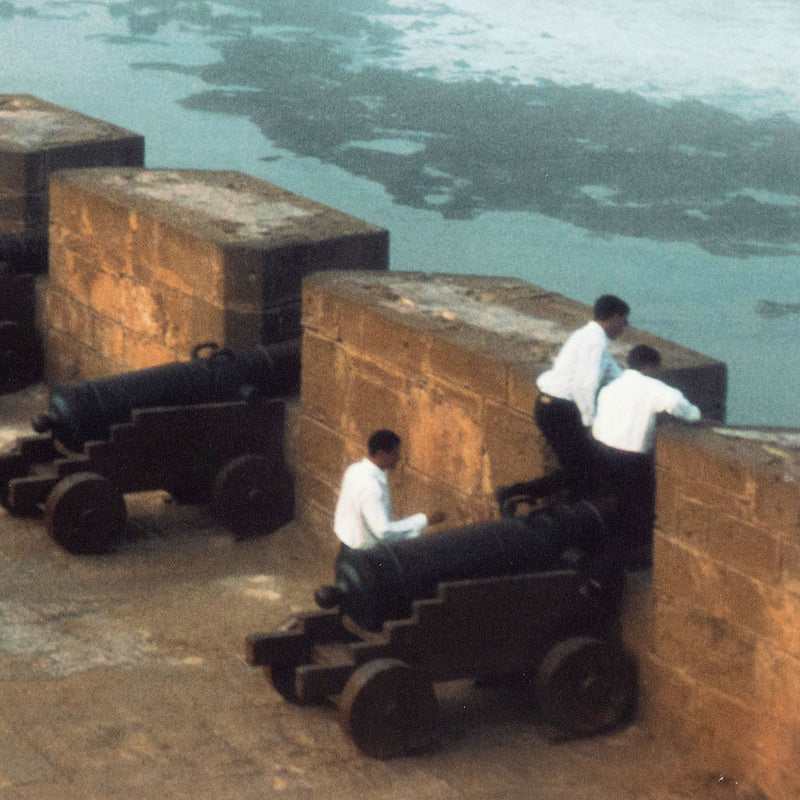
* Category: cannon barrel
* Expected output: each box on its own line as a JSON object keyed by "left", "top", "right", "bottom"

{"left": 316, "top": 500, "right": 619, "bottom": 631}
{"left": 32, "top": 340, "right": 301, "bottom": 452}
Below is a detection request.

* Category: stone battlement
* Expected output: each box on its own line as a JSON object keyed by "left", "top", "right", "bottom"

{"left": 44, "top": 168, "right": 388, "bottom": 381}
{"left": 0, "top": 94, "right": 144, "bottom": 271}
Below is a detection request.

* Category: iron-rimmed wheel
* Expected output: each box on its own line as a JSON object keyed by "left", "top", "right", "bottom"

{"left": 338, "top": 658, "right": 440, "bottom": 759}
{"left": 535, "top": 636, "right": 637, "bottom": 736}
{"left": 44, "top": 472, "right": 127, "bottom": 555}
{"left": 212, "top": 454, "right": 293, "bottom": 538}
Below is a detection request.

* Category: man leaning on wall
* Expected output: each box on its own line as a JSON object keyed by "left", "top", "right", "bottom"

{"left": 496, "top": 294, "right": 630, "bottom": 508}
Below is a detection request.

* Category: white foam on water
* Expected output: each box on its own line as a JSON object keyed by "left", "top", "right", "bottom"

{"left": 367, "top": 0, "right": 800, "bottom": 121}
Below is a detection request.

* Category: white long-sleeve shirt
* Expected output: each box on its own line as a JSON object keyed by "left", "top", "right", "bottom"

{"left": 333, "top": 458, "right": 428, "bottom": 549}
{"left": 536, "top": 321, "right": 623, "bottom": 426}
{"left": 592, "top": 369, "right": 701, "bottom": 454}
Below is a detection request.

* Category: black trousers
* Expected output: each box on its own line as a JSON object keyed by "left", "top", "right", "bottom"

{"left": 500, "top": 395, "right": 599, "bottom": 502}
{"left": 593, "top": 442, "right": 656, "bottom": 549}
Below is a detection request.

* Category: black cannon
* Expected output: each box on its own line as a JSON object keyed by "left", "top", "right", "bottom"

{"left": 0, "top": 341, "right": 301, "bottom": 553}
{"left": 316, "top": 500, "right": 621, "bottom": 631}
{"left": 247, "top": 500, "right": 637, "bottom": 758}
{"left": 32, "top": 341, "right": 300, "bottom": 453}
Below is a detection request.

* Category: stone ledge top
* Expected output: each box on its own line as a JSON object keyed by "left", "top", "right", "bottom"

{"left": 50, "top": 168, "right": 386, "bottom": 246}
{"left": 0, "top": 95, "right": 142, "bottom": 151}
{"left": 662, "top": 420, "right": 800, "bottom": 479}
{"left": 304, "top": 270, "right": 723, "bottom": 373}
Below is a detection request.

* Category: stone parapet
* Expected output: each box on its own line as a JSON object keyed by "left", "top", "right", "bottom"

{"left": 0, "top": 94, "right": 144, "bottom": 272}
{"left": 647, "top": 423, "right": 800, "bottom": 800}
{"left": 292, "top": 270, "right": 725, "bottom": 554}
{"left": 44, "top": 168, "right": 388, "bottom": 381}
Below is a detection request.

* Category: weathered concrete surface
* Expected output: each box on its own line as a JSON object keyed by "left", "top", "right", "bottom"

{"left": 0, "top": 385, "right": 764, "bottom": 800}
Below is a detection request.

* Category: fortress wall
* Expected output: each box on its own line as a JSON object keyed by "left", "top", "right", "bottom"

{"left": 644, "top": 424, "right": 800, "bottom": 800}
{"left": 44, "top": 168, "right": 388, "bottom": 382}
{"left": 0, "top": 94, "right": 144, "bottom": 273}
{"left": 293, "top": 269, "right": 799, "bottom": 799}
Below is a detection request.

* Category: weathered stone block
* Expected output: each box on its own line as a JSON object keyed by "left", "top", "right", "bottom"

{"left": 704, "top": 514, "right": 780, "bottom": 583}
{"left": 483, "top": 400, "right": 551, "bottom": 492}
{"left": 653, "top": 598, "right": 757, "bottom": 702}
{"left": 755, "top": 720, "right": 800, "bottom": 800}
{"left": 359, "top": 307, "right": 432, "bottom": 381}
{"left": 294, "top": 414, "right": 346, "bottom": 491}
{"left": 763, "top": 588, "right": 800, "bottom": 660}
{"left": 428, "top": 328, "right": 509, "bottom": 401}
{"left": 755, "top": 642, "right": 800, "bottom": 727}
{"left": 341, "top": 357, "right": 411, "bottom": 444}
{"left": 45, "top": 168, "right": 387, "bottom": 379}
{"left": 407, "top": 379, "right": 484, "bottom": 496}
{"left": 300, "top": 332, "right": 347, "bottom": 427}
{"left": 0, "top": 94, "right": 143, "bottom": 272}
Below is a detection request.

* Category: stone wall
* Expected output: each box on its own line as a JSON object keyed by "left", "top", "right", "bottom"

{"left": 44, "top": 168, "right": 388, "bottom": 382}
{"left": 643, "top": 424, "right": 800, "bottom": 800}
{"left": 0, "top": 94, "right": 143, "bottom": 273}
{"left": 291, "top": 269, "right": 799, "bottom": 799}
{"left": 289, "top": 270, "right": 725, "bottom": 556}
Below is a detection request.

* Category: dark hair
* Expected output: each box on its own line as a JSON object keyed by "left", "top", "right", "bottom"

{"left": 368, "top": 429, "right": 401, "bottom": 456}
{"left": 627, "top": 344, "right": 661, "bottom": 370}
{"left": 593, "top": 295, "right": 630, "bottom": 321}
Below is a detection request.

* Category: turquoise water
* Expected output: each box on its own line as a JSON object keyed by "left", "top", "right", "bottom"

{"left": 3, "top": 0, "right": 800, "bottom": 425}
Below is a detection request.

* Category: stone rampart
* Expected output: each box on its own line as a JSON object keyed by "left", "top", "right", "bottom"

{"left": 44, "top": 168, "right": 388, "bottom": 381}
{"left": 292, "top": 269, "right": 799, "bottom": 799}
{"left": 645, "top": 424, "right": 800, "bottom": 800}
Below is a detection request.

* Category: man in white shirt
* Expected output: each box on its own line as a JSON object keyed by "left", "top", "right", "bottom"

{"left": 334, "top": 429, "right": 446, "bottom": 550}
{"left": 496, "top": 294, "right": 630, "bottom": 508}
{"left": 592, "top": 344, "right": 701, "bottom": 554}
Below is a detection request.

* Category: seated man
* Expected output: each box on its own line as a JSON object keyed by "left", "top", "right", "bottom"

{"left": 334, "top": 429, "right": 446, "bottom": 550}
{"left": 592, "top": 344, "right": 702, "bottom": 558}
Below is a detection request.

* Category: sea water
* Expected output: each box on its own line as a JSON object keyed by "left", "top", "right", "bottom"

{"left": 2, "top": 0, "right": 799, "bottom": 426}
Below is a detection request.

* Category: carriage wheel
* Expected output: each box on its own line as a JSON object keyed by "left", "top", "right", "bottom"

{"left": 212, "top": 454, "right": 293, "bottom": 538}
{"left": 338, "top": 658, "right": 440, "bottom": 759}
{"left": 535, "top": 636, "right": 637, "bottom": 736}
{"left": 44, "top": 472, "right": 127, "bottom": 555}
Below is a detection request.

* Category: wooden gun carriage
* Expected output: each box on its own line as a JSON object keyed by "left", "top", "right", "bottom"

{"left": 0, "top": 343, "right": 299, "bottom": 554}
{"left": 246, "top": 503, "right": 637, "bottom": 759}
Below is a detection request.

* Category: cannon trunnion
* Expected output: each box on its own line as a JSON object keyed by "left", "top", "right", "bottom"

{"left": 247, "top": 503, "right": 637, "bottom": 759}
{"left": 0, "top": 343, "right": 300, "bottom": 554}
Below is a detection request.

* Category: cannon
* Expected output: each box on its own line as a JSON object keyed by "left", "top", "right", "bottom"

{"left": 246, "top": 501, "right": 637, "bottom": 759}
{"left": 315, "top": 500, "right": 619, "bottom": 631}
{"left": 32, "top": 341, "right": 300, "bottom": 453}
{"left": 0, "top": 341, "right": 300, "bottom": 554}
